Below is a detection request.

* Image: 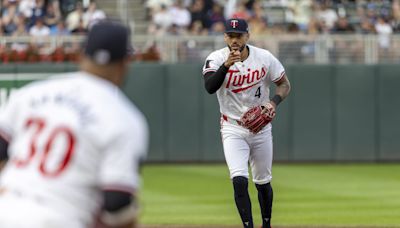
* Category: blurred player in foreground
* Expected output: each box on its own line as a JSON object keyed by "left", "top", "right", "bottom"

{"left": 202, "top": 18, "right": 291, "bottom": 228}
{"left": 0, "top": 20, "right": 148, "bottom": 228}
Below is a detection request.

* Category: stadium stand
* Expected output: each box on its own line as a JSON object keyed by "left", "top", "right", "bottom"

{"left": 0, "top": 0, "right": 107, "bottom": 62}
{"left": 1, "top": 0, "right": 400, "bottom": 63}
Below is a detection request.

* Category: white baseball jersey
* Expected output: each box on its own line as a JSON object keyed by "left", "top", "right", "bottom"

{"left": 0, "top": 71, "right": 148, "bottom": 228}
{"left": 202, "top": 44, "right": 285, "bottom": 120}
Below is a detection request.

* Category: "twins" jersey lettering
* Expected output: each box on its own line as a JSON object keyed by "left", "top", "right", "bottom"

{"left": 226, "top": 66, "right": 267, "bottom": 93}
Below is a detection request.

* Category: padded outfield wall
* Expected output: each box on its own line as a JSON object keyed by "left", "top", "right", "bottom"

{"left": 0, "top": 63, "right": 399, "bottom": 162}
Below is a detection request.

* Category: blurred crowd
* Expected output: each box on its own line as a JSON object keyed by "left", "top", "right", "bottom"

{"left": 0, "top": 0, "right": 106, "bottom": 36}
{"left": 140, "top": 0, "right": 400, "bottom": 63}
{"left": 0, "top": 0, "right": 106, "bottom": 62}
{"left": 145, "top": 0, "right": 400, "bottom": 36}
{"left": 2, "top": 0, "right": 400, "bottom": 63}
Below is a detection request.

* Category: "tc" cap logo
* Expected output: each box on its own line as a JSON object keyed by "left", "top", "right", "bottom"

{"left": 230, "top": 20, "right": 239, "bottom": 28}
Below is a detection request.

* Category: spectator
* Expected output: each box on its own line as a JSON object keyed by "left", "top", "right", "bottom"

{"left": 29, "top": 16, "right": 49, "bottom": 59}
{"left": 58, "top": 0, "right": 77, "bottom": 16}
{"left": 287, "top": 22, "right": 300, "bottom": 33}
{"left": 331, "top": 17, "right": 355, "bottom": 33}
{"left": 66, "top": 1, "right": 84, "bottom": 31}
{"left": 11, "top": 15, "right": 29, "bottom": 54}
{"left": 189, "top": 19, "right": 208, "bottom": 35}
{"left": 19, "top": 0, "right": 36, "bottom": 19}
{"left": 307, "top": 17, "right": 323, "bottom": 34}
{"left": 145, "top": 0, "right": 170, "bottom": 20}
{"left": 286, "top": 0, "right": 312, "bottom": 32}
{"left": 83, "top": 2, "right": 106, "bottom": 29}
{"left": 1, "top": 0, "right": 19, "bottom": 35}
{"left": 169, "top": 0, "right": 191, "bottom": 29}
{"left": 1, "top": 0, "right": 18, "bottom": 18}
{"left": 202, "top": 0, "right": 214, "bottom": 13}
{"left": 30, "top": 0, "right": 46, "bottom": 25}
{"left": 152, "top": 4, "right": 173, "bottom": 35}
{"left": 50, "top": 20, "right": 69, "bottom": 35}
{"left": 29, "top": 17, "right": 50, "bottom": 36}
{"left": 43, "top": 0, "right": 61, "bottom": 29}
{"left": 209, "top": 20, "right": 225, "bottom": 35}
{"left": 207, "top": 3, "right": 225, "bottom": 27}
{"left": 167, "top": 23, "right": 183, "bottom": 35}
{"left": 11, "top": 14, "right": 28, "bottom": 36}
{"left": 231, "top": 0, "right": 251, "bottom": 20}
{"left": 375, "top": 16, "right": 393, "bottom": 50}
{"left": 244, "top": 0, "right": 255, "bottom": 11}
{"left": 146, "top": 0, "right": 172, "bottom": 12}
{"left": 365, "top": 5, "right": 378, "bottom": 25}
{"left": 0, "top": 20, "right": 4, "bottom": 36}
{"left": 224, "top": 0, "right": 237, "bottom": 19}
{"left": 359, "top": 17, "right": 376, "bottom": 34}
{"left": 70, "top": 19, "right": 87, "bottom": 34}
{"left": 3, "top": 15, "right": 19, "bottom": 36}
{"left": 190, "top": 0, "right": 210, "bottom": 29}
{"left": 392, "top": 0, "right": 400, "bottom": 32}
{"left": 248, "top": 2, "right": 268, "bottom": 35}
{"left": 393, "top": 0, "right": 400, "bottom": 17}
{"left": 315, "top": 1, "right": 338, "bottom": 30}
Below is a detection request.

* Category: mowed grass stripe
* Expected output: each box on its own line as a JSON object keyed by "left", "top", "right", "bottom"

{"left": 272, "top": 164, "right": 400, "bottom": 225}
{"left": 141, "top": 165, "right": 237, "bottom": 224}
{"left": 141, "top": 164, "right": 400, "bottom": 226}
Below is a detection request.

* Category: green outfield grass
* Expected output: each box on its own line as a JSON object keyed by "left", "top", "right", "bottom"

{"left": 140, "top": 164, "right": 400, "bottom": 227}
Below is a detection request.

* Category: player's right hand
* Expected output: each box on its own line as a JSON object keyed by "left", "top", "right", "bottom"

{"left": 224, "top": 50, "right": 241, "bottom": 67}
{"left": 261, "top": 102, "right": 276, "bottom": 119}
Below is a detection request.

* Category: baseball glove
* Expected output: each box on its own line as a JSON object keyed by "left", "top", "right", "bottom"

{"left": 240, "top": 103, "right": 276, "bottom": 134}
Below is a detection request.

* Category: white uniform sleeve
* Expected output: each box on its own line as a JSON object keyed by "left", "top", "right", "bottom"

{"left": 267, "top": 52, "right": 286, "bottom": 83}
{"left": 99, "top": 118, "right": 149, "bottom": 193}
{"left": 0, "top": 91, "right": 20, "bottom": 141}
{"left": 202, "top": 51, "right": 224, "bottom": 75}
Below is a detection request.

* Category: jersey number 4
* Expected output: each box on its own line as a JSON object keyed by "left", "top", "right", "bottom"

{"left": 255, "top": 87, "right": 261, "bottom": 98}
{"left": 12, "top": 117, "right": 76, "bottom": 177}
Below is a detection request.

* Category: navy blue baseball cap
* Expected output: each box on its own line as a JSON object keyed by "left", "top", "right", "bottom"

{"left": 84, "top": 20, "right": 133, "bottom": 65}
{"left": 225, "top": 18, "right": 249, "bottom": 34}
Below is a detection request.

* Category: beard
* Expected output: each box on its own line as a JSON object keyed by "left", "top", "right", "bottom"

{"left": 228, "top": 44, "right": 246, "bottom": 52}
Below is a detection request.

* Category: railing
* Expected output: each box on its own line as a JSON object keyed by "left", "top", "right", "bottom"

{"left": 1, "top": 35, "right": 400, "bottom": 64}
{"left": 0, "top": 36, "right": 84, "bottom": 49}
{"left": 133, "top": 34, "right": 400, "bottom": 64}
{"left": 117, "top": 0, "right": 129, "bottom": 25}
{"left": 0, "top": 36, "right": 84, "bottom": 63}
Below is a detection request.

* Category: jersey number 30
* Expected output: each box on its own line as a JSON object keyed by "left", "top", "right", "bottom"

{"left": 12, "top": 117, "right": 76, "bottom": 177}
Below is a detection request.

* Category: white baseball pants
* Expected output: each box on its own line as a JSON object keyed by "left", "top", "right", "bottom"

{"left": 221, "top": 120, "right": 273, "bottom": 185}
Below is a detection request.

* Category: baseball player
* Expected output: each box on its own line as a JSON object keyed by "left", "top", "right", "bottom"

{"left": 202, "top": 18, "right": 291, "bottom": 228}
{"left": 0, "top": 20, "right": 148, "bottom": 228}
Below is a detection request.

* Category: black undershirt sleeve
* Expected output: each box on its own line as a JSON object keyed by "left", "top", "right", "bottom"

{"left": 103, "top": 190, "right": 133, "bottom": 212}
{"left": 0, "top": 136, "right": 8, "bottom": 161}
{"left": 203, "top": 63, "right": 229, "bottom": 94}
